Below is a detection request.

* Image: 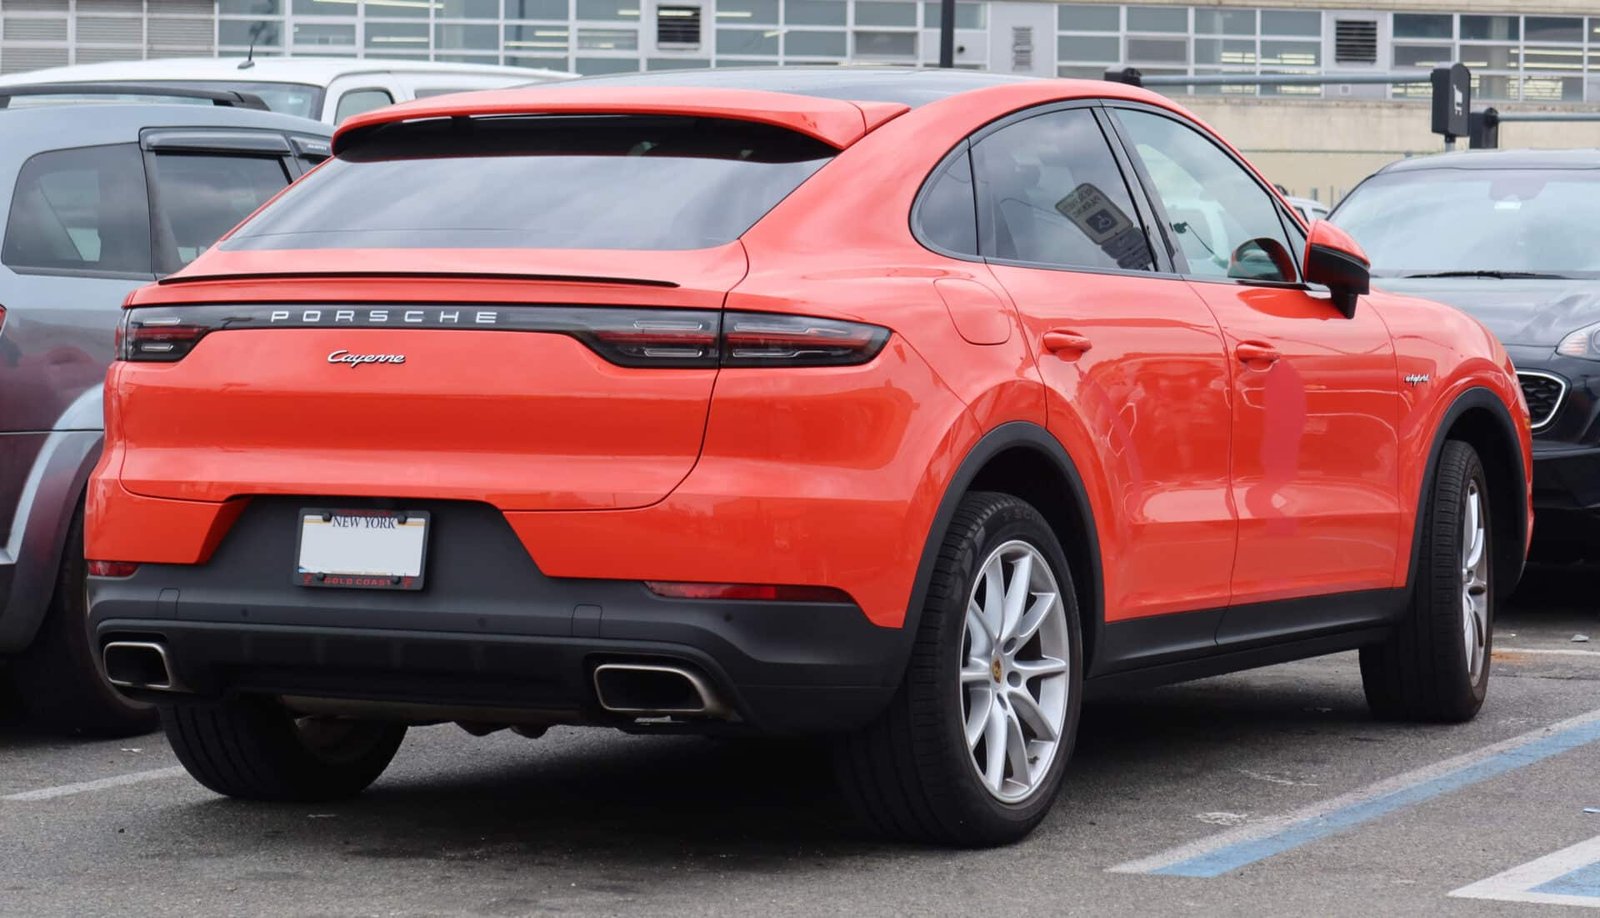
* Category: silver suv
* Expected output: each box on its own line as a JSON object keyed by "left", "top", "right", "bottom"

{"left": 0, "top": 90, "right": 330, "bottom": 735}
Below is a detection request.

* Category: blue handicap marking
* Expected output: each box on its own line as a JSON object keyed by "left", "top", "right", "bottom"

{"left": 1532, "top": 861, "right": 1600, "bottom": 899}
{"left": 1453, "top": 835, "right": 1600, "bottom": 908}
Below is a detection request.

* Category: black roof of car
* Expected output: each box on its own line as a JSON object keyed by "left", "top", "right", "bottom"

{"left": 551, "top": 67, "right": 1043, "bottom": 108}
{"left": 1377, "top": 148, "right": 1600, "bottom": 174}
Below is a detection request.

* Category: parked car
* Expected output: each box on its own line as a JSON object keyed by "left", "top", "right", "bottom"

{"left": 0, "top": 56, "right": 573, "bottom": 125}
{"left": 1287, "top": 194, "right": 1330, "bottom": 223}
{"left": 86, "top": 70, "right": 1531, "bottom": 844}
{"left": 1333, "top": 149, "right": 1600, "bottom": 561}
{"left": 0, "top": 93, "right": 332, "bottom": 735}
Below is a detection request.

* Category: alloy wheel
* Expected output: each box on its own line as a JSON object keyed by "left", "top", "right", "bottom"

{"left": 1461, "top": 480, "right": 1490, "bottom": 682}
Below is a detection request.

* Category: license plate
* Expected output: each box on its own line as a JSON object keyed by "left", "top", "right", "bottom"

{"left": 295, "top": 508, "right": 429, "bottom": 590}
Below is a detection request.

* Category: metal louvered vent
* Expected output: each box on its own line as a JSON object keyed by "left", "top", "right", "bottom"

{"left": 656, "top": 6, "right": 701, "bottom": 46}
{"left": 1518, "top": 371, "right": 1567, "bottom": 431}
{"left": 1334, "top": 20, "right": 1378, "bottom": 64}
{"left": 1011, "top": 26, "right": 1034, "bottom": 72}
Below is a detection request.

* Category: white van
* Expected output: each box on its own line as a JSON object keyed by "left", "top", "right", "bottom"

{"left": 0, "top": 57, "right": 574, "bottom": 124}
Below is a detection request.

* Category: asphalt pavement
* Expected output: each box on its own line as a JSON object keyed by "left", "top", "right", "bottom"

{"left": 2, "top": 569, "right": 1599, "bottom": 917}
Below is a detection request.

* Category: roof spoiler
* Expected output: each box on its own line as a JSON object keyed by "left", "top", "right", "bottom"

{"left": 0, "top": 83, "right": 269, "bottom": 111}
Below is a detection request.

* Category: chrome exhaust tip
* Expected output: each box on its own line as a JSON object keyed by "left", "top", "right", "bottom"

{"left": 592, "top": 663, "right": 731, "bottom": 719}
{"left": 101, "top": 641, "right": 181, "bottom": 692}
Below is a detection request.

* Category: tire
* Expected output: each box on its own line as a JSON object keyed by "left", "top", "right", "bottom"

{"left": 835, "top": 491, "right": 1083, "bottom": 847}
{"left": 1361, "top": 440, "right": 1493, "bottom": 723}
{"left": 162, "top": 697, "right": 406, "bottom": 802}
{"left": 13, "top": 508, "right": 157, "bottom": 737}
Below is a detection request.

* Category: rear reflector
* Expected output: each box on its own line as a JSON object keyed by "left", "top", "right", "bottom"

{"left": 115, "top": 304, "right": 889, "bottom": 369}
{"left": 645, "top": 581, "right": 854, "bottom": 603}
{"left": 88, "top": 561, "right": 140, "bottom": 577}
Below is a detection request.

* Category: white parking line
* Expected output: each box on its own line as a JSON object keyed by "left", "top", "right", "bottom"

{"left": 1452, "top": 835, "right": 1600, "bottom": 908}
{"left": 2, "top": 766, "right": 186, "bottom": 802}
{"left": 1496, "top": 647, "right": 1600, "bottom": 658}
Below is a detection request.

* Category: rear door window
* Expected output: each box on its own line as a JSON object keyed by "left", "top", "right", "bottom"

{"left": 334, "top": 88, "right": 395, "bottom": 124}
{"left": 970, "top": 108, "right": 1156, "bottom": 273}
{"left": 222, "top": 116, "right": 836, "bottom": 251}
{"left": 2, "top": 143, "right": 153, "bottom": 277}
{"left": 148, "top": 153, "right": 293, "bottom": 273}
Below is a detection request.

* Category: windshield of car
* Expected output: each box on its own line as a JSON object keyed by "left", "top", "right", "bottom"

{"left": 1332, "top": 167, "right": 1600, "bottom": 278}
{"left": 222, "top": 115, "right": 835, "bottom": 251}
{"left": 134, "top": 80, "right": 324, "bottom": 118}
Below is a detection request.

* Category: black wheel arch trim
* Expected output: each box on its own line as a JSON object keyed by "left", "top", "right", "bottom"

{"left": 1411, "top": 386, "right": 1528, "bottom": 600}
{"left": 894, "top": 421, "right": 1105, "bottom": 680}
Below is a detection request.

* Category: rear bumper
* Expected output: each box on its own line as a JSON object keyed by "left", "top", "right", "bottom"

{"left": 85, "top": 498, "right": 909, "bottom": 734}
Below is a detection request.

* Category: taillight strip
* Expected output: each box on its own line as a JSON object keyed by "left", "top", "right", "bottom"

{"left": 117, "top": 304, "right": 889, "bottom": 369}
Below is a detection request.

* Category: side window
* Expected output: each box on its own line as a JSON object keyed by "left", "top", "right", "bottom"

{"left": 916, "top": 150, "right": 978, "bottom": 256}
{"left": 1115, "top": 109, "right": 1297, "bottom": 283}
{"left": 2, "top": 143, "right": 152, "bottom": 277}
{"left": 971, "top": 108, "right": 1155, "bottom": 273}
{"left": 334, "top": 88, "right": 395, "bottom": 124}
{"left": 148, "top": 153, "right": 292, "bottom": 274}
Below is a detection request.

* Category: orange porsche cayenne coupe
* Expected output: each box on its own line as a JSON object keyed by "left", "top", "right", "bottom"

{"left": 86, "top": 70, "right": 1531, "bottom": 846}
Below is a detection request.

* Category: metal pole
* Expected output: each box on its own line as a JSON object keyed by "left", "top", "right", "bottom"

{"left": 1492, "top": 111, "right": 1600, "bottom": 122}
{"left": 1135, "top": 72, "right": 1433, "bottom": 87}
{"left": 938, "top": 0, "right": 955, "bottom": 68}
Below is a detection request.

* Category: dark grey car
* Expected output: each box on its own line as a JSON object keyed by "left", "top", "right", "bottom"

{"left": 1333, "top": 149, "right": 1600, "bottom": 561}
{"left": 0, "top": 101, "right": 330, "bottom": 734}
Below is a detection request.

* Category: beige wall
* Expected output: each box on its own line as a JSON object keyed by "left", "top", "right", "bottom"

{"left": 1172, "top": 97, "right": 1600, "bottom": 206}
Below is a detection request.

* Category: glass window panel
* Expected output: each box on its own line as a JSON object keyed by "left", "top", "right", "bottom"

{"left": 221, "top": 0, "right": 281, "bottom": 12}
{"left": 507, "top": 54, "right": 571, "bottom": 67}
{"left": 366, "top": 21, "right": 429, "bottom": 50}
{"left": 1058, "top": 34, "right": 1119, "bottom": 63}
{"left": 335, "top": 88, "right": 394, "bottom": 124}
{"left": 1260, "top": 39, "right": 1317, "bottom": 68}
{"left": 648, "top": 57, "right": 713, "bottom": 68}
{"left": 1521, "top": 46, "right": 1584, "bottom": 72}
{"left": 1460, "top": 44, "right": 1519, "bottom": 70}
{"left": 854, "top": 30, "right": 917, "bottom": 57}
{"left": 1525, "top": 17, "right": 1581, "bottom": 43}
{"left": 364, "top": 1, "right": 428, "bottom": 15}
{"left": 438, "top": 0, "right": 500, "bottom": 16}
{"left": 1461, "top": 15, "right": 1518, "bottom": 42}
{"left": 1592, "top": 19, "right": 1600, "bottom": 42}
{"left": 1057, "top": 3, "right": 1118, "bottom": 32}
{"left": 1191, "top": 71, "right": 1260, "bottom": 96}
{"left": 575, "top": 57, "right": 642, "bottom": 73}
{"left": 507, "top": 24, "right": 570, "bottom": 51}
{"left": 786, "top": 0, "right": 846, "bottom": 26}
{"left": 716, "top": 0, "right": 778, "bottom": 24}
{"left": 923, "top": 2, "right": 984, "bottom": 30}
{"left": 1521, "top": 75, "right": 1583, "bottom": 101}
{"left": 855, "top": 1, "right": 916, "bottom": 27}
{"left": 434, "top": 53, "right": 501, "bottom": 63}
{"left": 1127, "top": 37, "right": 1187, "bottom": 65}
{"left": 435, "top": 23, "right": 501, "bottom": 50}
{"left": 1193, "top": 9, "right": 1256, "bottom": 36}
{"left": 972, "top": 109, "right": 1155, "bottom": 272}
{"left": 292, "top": 0, "right": 347, "bottom": 13}
{"left": 506, "top": 0, "right": 568, "bottom": 18}
{"left": 1057, "top": 65, "right": 1106, "bottom": 78}
{"left": 577, "top": 0, "right": 642, "bottom": 19}
{"left": 1195, "top": 38, "right": 1256, "bottom": 66}
{"left": 1393, "top": 44, "right": 1451, "bottom": 69}
{"left": 1393, "top": 13, "right": 1451, "bottom": 40}
{"left": 1260, "top": 10, "right": 1318, "bottom": 36}
{"left": 1126, "top": 7, "right": 1186, "bottom": 33}
{"left": 717, "top": 27, "right": 778, "bottom": 53}
{"left": 3, "top": 144, "right": 152, "bottom": 276}
{"left": 785, "top": 29, "right": 846, "bottom": 55}
{"left": 219, "top": 19, "right": 283, "bottom": 47}
{"left": 1472, "top": 73, "right": 1514, "bottom": 101}
{"left": 916, "top": 153, "right": 976, "bottom": 256}
{"left": 576, "top": 27, "right": 638, "bottom": 49}
{"left": 294, "top": 22, "right": 355, "bottom": 47}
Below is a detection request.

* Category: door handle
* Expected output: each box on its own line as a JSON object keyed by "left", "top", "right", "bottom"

{"left": 1235, "top": 341, "right": 1281, "bottom": 366}
{"left": 1043, "top": 330, "right": 1093, "bottom": 355}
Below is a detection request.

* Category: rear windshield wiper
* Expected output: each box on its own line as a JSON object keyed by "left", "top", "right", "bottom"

{"left": 1397, "top": 270, "right": 1571, "bottom": 280}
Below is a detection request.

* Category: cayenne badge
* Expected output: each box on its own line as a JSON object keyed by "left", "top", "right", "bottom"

{"left": 328, "top": 349, "right": 406, "bottom": 367}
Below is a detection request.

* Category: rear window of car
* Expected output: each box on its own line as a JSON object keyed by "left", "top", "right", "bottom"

{"left": 221, "top": 115, "right": 836, "bottom": 252}
{"left": 2, "top": 143, "right": 153, "bottom": 277}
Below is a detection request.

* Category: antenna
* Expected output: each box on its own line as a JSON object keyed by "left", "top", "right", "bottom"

{"left": 240, "top": 22, "right": 264, "bottom": 70}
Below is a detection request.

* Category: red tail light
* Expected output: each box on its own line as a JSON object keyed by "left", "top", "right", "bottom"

{"left": 114, "top": 305, "right": 890, "bottom": 368}
{"left": 88, "top": 560, "right": 140, "bottom": 577}
{"left": 645, "top": 581, "right": 855, "bottom": 603}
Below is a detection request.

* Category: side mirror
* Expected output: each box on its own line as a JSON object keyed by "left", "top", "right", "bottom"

{"left": 1304, "top": 220, "right": 1371, "bottom": 319}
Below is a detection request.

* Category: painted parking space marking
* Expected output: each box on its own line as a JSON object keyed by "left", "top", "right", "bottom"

{"left": 1495, "top": 647, "right": 1600, "bottom": 658}
{"left": 1452, "top": 835, "right": 1600, "bottom": 908}
{"left": 1109, "top": 706, "right": 1600, "bottom": 878}
{"left": 2, "top": 766, "right": 186, "bottom": 802}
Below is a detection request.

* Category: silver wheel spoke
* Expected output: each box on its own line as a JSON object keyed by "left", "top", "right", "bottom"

{"left": 999, "top": 552, "right": 1034, "bottom": 641}
{"left": 1012, "top": 656, "right": 1069, "bottom": 680}
{"left": 961, "top": 660, "right": 992, "bottom": 685}
{"left": 1009, "top": 687, "right": 1059, "bottom": 742}
{"left": 965, "top": 687, "right": 993, "bottom": 748}
{"left": 1010, "top": 591, "right": 1058, "bottom": 647}
{"left": 1003, "top": 707, "right": 1030, "bottom": 787}
{"left": 980, "top": 556, "right": 1006, "bottom": 643}
{"left": 966, "top": 601, "right": 994, "bottom": 658}
{"left": 983, "top": 700, "right": 1008, "bottom": 792}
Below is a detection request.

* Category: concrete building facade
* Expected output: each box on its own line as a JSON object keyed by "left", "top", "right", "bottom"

{"left": 4, "top": 0, "right": 1600, "bottom": 199}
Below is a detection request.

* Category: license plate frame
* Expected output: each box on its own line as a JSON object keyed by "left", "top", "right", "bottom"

{"left": 294, "top": 508, "right": 429, "bottom": 590}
